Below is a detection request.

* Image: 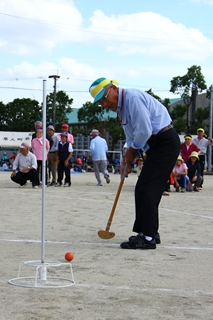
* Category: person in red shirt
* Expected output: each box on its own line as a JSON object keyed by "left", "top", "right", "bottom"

{"left": 180, "top": 134, "right": 200, "bottom": 162}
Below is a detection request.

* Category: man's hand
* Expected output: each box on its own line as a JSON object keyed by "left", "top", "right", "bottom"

{"left": 11, "top": 171, "right": 16, "bottom": 177}
{"left": 64, "top": 159, "right": 69, "bottom": 167}
{"left": 120, "top": 146, "right": 136, "bottom": 178}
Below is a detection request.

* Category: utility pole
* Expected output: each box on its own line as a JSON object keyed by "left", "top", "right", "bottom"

{"left": 48, "top": 75, "right": 60, "bottom": 128}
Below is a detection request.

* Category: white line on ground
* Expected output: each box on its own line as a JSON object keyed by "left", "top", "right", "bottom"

{"left": 0, "top": 278, "right": 213, "bottom": 295}
{"left": 0, "top": 238, "right": 213, "bottom": 251}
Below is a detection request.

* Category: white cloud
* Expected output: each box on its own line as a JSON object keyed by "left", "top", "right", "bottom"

{"left": 191, "top": 0, "right": 213, "bottom": 4}
{"left": 0, "top": 0, "right": 82, "bottom": 54}
{"left": 86, "top": 10, "right": 213, "bottom": 61}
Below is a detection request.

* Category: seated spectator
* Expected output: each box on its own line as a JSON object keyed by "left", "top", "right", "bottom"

{"left": 9, "top": 152, "right": 16, "bottom": 161}
{"left": 10, "top": 143, "right": 39, "bottom": 188}
{"left": 136, "top": 158, "right": 143, "bottom": 177}
{"left": 114, "top": 161, "right": 121, "bottom": 174}
{"left": 186, "top": 151, "right": 202, "bottom": 192}
{"left": 172, "top": 155, "right": 189, "bottom": 193}
{"left": 1, "top": 160, "right": 10, "bottom": 171}
{"left": 1, "top": 152, "right": 8, "bottom": 163}
{"left": 180, "top": 134, "right": 200, "bottom": 162}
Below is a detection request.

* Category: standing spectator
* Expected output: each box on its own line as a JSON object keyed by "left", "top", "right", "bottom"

{"left": 32, "top": 121, "right": 53, "bottom": 149}
{"left": 186, "top": 151, "right": 202, "bottom": 192}
{"left": 89, "top": 77, "right": 180, "bottom": 249}
{"left": 47, "top": 125, "right": 60, "bottom": 186}
{"left": 31, "top": 128, "right": 50, "bottom": 186}
{"left": 55, "top": 132, "right": 73, "bottom": 187}
{"left": 180, "top": 134, "right": 200, "bottom": 162}
{"left": 10, "top": 142, "right": 39, "bottom": 188}
{"left": 89, "top": 129, "right": 110, "bottom": 186}
{"left": 192, "top": 128, "right": 213, "bottom": 188}
{"left": 58, "top": 123, "right": 74, "bottom": 145}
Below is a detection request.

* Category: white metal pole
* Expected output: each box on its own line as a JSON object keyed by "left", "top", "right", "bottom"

{"left": 208, "top": 85, "right": 213, "bottom": 172}
{"left": 41, "top": 80, "right": 46, "bottom": 263}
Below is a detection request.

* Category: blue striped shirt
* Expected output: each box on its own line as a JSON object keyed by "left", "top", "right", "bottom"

{"left": 117, "top": 88, "right": 172, "bottom": 151}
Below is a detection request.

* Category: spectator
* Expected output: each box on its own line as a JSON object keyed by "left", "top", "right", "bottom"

{"left": 180, "top": 134, "right": 200, "bottom": 162}
{"left": 10, "top": 143, "right": 39, "bottom": 188}
{"left": 1, "top": 152, "right": 8, "bottom": 163}
{"left": 89, "top": 129, "right": 110, "bottom": 186}
{"left": 55, "top": 132, "right": 73, "bottom": 187}
{"left": 186, "top": 151, "right": 202, "bottom": 192}
{"left": 31, "top": 128, "right": 50, "bottom": 186}
{"left": 58, "top": 123, "right": 74, "bottom": 145}
{"left": 135, "top": 158, "right": 143, "bottom": 177}
{"left": 172, "top": 155, "right": 189, "bottom": 192}
{"left": 31, "top": 121, "right": 53, "bottom": 149}
{"left": 1, "top": 160, "right": 10, "bottom": 171}
{"left": 47, "top": 125, "right": 60, "bottom": 186}
{"left": 192, "top": 128, "right": 213, "bottom": 189}
{"left": 9, "top": 152, "right": 16, "bottom": 161}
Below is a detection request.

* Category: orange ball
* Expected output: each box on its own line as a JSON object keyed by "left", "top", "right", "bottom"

{"left": 65, "top": 252, "right": 74, "bottom": 261}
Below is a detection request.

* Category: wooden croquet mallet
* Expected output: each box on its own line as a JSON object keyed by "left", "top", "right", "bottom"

{"left": 98, "top": 177, "right": 125, "bottom": 239}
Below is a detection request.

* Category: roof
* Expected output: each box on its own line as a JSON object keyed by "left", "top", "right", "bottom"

{"left": 67, "top": 108, "right": 117, "bottom": 125}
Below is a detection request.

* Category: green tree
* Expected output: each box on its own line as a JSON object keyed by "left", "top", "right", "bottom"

{"left": 0, "top": 101, "right": 7, "bottom": 130}
{"left": 170, "top": 65, "right": 207, "bottom": 131}
{"left": 77, "top": 101, "right": 124, "bottom": 149}
{"left": 193, "top": 106, "right": 210, "bottom": 134}
{"left": 77, "top": 101, "right": 106, "bottom": 130}
{"left": 46, "top": 90, "right": 73, "bottom": 132}
{"left": 3, "top": 98, "right": 41, "bottom": 131}
{"left": 170, "top": 104, "right": 187, "bottom": 134}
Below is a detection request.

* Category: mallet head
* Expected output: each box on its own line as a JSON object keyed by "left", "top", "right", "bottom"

{"left": 98, "top": 230, "right": 115, "bottom": 239}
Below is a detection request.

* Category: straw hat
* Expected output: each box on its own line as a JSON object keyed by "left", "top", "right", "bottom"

{"left": 189, "top": 151, "right": 199, "bottom": 159}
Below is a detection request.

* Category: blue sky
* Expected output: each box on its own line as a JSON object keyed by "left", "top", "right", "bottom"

{"left": 0, "top": 0, "right": 213, "bottom": 108}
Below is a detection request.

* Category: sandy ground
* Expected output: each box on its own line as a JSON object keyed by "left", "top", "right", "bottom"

{"left": 1, "top": 170, "right": 213, "bottom": 320}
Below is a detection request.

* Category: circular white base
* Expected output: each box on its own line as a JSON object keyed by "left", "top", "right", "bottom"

{"left": 8, "top": 276, "right": 75, "bottom": 288}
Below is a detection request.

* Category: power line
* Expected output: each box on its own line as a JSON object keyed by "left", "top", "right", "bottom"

{"left": 0, "top": 12, "right": 212, "bottom": 43}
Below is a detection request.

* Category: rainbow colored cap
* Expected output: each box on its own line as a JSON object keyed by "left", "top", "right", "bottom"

{"left": 89, "top": 77, "right": 119, "bottom": 104}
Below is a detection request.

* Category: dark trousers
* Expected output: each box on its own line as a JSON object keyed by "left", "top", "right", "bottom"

{"left": 37, "top": 160, "right": 48, "bottom": 185}
{"left": 57, "top": 161, "right": 71, "bottom": 185}
{"left": 133, "top": 128, "right": 180, "bottom": 238}
{"left": 198, "top": 155, "right": 205, "bottom": 186}
{"left": 11, "top": 169, "right": 38, "bottom": 187}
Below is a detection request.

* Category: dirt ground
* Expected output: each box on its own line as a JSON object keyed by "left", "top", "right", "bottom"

{"left": 0, "top": 171, "right": 213, "bottom": 320}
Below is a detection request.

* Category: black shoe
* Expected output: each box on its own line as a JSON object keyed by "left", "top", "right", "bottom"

{"left": 155, "top": 233, "right": 161, "bottom": 244}
{"left": 120, "top": 234, "right": 156, "bottom": 249}
{"left": 129, "top": 233, "right": 161, "bottom": 244}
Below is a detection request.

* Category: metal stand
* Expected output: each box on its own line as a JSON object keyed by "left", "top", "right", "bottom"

{"left": 8, "top": 80, "right": 75, "bottom": 289}
{"left": 8, "top": 260, "right": 75, "bottom": 288}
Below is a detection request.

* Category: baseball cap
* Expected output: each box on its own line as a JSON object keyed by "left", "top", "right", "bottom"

{"left": 60, "top": 132, "right": 68, "bottom": 137}
{"left": 90, "top": 129, "right": 100, "bottom": 135}
{"left": 47, "top": 125, "right": 55, "bottom": 131}
{"left": 61, "top": 123, "right": 69, "bottom": 128}
{"left": 19, "top": 142, "right": 31, "bottom": 149}
{"left": 89, "top": 77, "right": 119, "bottom": 104}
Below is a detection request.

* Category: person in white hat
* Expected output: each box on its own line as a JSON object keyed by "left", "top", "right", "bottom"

{"left": 89, "top": 77, "right": 180, "bottom": 249}
{"left": 89, "top": 129, "right": 110, "bottom": 186}
{"left": 192, "top": 128, "right": 213, "bottom": 189}
{"left": 186, "top": 151, "right": 202, "bottom": 191}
